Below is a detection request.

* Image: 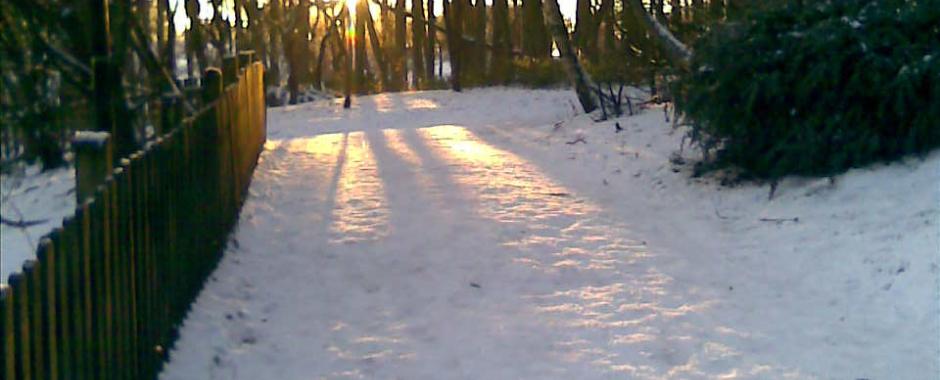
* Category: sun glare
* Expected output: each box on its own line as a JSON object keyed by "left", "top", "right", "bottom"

{"left": 346, "top": 0, "right": 357, "bottom": 18}
{"left": 345, "top": 0, "right": 357, "bottom": 38}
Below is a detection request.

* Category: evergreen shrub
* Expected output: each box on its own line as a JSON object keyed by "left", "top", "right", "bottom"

{"left": 675, "top": 0, "right": 940, "bottom": 178}
{"left": 512, "top": 57, "right": 567, "bottom": 87}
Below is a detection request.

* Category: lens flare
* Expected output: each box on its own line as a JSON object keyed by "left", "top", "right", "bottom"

{"left": 346, "top": 0, "right": 357, "bottom": 38}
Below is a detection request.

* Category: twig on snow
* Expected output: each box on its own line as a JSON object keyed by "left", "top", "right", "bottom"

{"left": 0, "top": 215, "right": 48, "bottom": 228}
{"left": 759, "top": 217, "right": 800, "bottom": 223}
{"left": 566, "top": 136, "right": 587, "bottom": 145}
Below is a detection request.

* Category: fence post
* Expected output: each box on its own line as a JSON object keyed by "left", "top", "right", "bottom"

{"left": 73, "top": 132, "right": 113, "bottom": 204}
{"left": 2, "top": 284, "right": 14, "bottom": 380}
{"left": 222, "top": 56, "right": 239, "bottom": 85}
{"left": 204, "top": 69, "right": 223, "bottom": 104}
{"left": 10, "top": 273, "right": 30, "bottom": 379}
{"left": 38, "top": 237, "right": 60, "bottom": 379}
{"left": 159, "top": 95, "right": 182, "bottom": 137}
{"left": 238, "top": 51, "right": 254, "bottom": 71}
{"left": 57, "top": 218, "right": 82, "bottom": 380}
{"left": 24, "top": 260, "right": 45, "bottom": 379}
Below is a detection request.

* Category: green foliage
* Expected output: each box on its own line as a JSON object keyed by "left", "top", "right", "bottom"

{"left": 511, "top": 57, "right": 567, "bottom": 88}
{"left": 587, "top": 50, "right": 653, "bottom": 86}
{"left": 675, "top": 0, "right": 940, "bottom": 179}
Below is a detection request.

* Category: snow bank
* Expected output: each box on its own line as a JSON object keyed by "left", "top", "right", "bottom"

{"left": 1, "top": 165, "right": 75, "bottom": 282}
{"left": 72, "top": 130, "right": 111, "bottom": 146}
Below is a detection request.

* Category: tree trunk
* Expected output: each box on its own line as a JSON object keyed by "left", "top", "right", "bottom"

{"left": 573, "top": 0, "right": 597, "bottom": 62}
{"left": 597, "top": 0, "right": 615, "bottom": 59}
{"left": 157, "top": 0, "right": 166, "bottom": 54}
{"left": 286, "top": 0, "right": 311, "bottom": 103}
{"left": 344, "top": 11, "right": 353, "bottom": 107}
{"left": 234, "top": 0, "right": 244, "bottom": 49}
{"left": 313, "top": 18, "right": 335, "bottom": 88}
{"left": 442, "top": 0, "right": 462, "bottom": 91}
{"left": 394, "top": 0, "right": 407, "bottom": 89}
{"left": 624, "top": 0, "right": 691, "bottom": 67}
{"left": 246, "top": 0, "right": 264, "bottom": 65}
{"left": 267, "top": 0, "right": 283, "bottom": 87}
{"left": 726, "top": 0, "right": 747, "bottom": 19}
{"left": 491, "top": 0, "right": 512, "bottom": 83}
{"left": 184, "top": 0, "right": 203, "bottom": 78}
{"left": 521, "top": 0, "right": 550, "bottom": 58}
{"left": 411, "top": 0, "right": 426, "bottom": 87}
{"left": 670, "top": 0, "right": 682, "bottom": 23}
{"left": 164, "top": 0, "right": 176, "bottom": 81}
{"left": 426, "top": 0, "right": 436, "bottom": 82}
{"left": 511, "top": 0, "right": 521, "bottom": 52}
{"left": 364, "top": 4, "right": 389, "bottom": 89}
{"left": 473, "top": 0, "right": 486, "bottom": 82}
{"left": 654, "top": 0, "right": 668, "bottom": 22}
{"left": 542, "top": 0, "right": 596, "bottom": 112}
{"left": 355, "top": 0, "right": 368, "bottom": 91}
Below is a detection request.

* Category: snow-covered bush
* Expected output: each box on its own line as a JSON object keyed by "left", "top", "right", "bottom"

{"left": 675, "top": 0, "right": 940, "bottom": 178}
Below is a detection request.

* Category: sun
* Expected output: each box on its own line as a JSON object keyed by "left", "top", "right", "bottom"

{"left": 346, "top": 0, "right": 357, "bottom": 18}
{"left": 345, "top": 0, "right": 357, "bottom": 38}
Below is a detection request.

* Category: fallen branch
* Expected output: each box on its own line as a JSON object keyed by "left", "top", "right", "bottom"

{"left": 0, "top": 214, "right": 48, "bottom": 228}
{"left": 759, "top": 217, "right": 800, "bottom": 223}
{"left": 714, "top": 207, "right": 732, "bottom": 220}
{"left": 566, "top": 136, "right": 587, "bottom": 145}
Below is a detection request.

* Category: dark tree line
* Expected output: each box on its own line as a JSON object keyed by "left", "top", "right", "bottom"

{"left": 1, "top": 0, "right": 744, "bottom": 170}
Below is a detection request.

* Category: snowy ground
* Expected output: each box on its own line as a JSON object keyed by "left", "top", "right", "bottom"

{"left": 149, "top": 88, "right": 934, "bottom": 379}
{"left": 1, "top": 165, "right": 75, "bottom": 282}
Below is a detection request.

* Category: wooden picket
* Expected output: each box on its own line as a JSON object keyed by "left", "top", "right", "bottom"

{"left": 0, "top": 61, "right": 266, "bottom": 379}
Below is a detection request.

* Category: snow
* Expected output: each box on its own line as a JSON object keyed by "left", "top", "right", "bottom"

{"left": 841, "top": 16, "right": 863, "bottom": 29}
{"left": 122, "top": 88, "right": 936, "bottom": 379}
{"left": 72, "top": 130, "right": 111, "bottom": 146}
{"left": 1, "top": 165, "right": 76, "bottom": 283}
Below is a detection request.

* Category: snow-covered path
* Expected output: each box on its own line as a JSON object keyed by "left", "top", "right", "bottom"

{"left": 161, "top": 89, "right": 939, "bottom": 380}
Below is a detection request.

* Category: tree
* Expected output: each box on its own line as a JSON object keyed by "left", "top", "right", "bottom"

{"left": 412, "top": 0, "right": 427, "bottom": 86}
{"left": 442, "top": 0, "right": 463, "bottom": 91}
{"left": 542, "top": 0, "right": 597, "bottom": 112}
{"left": 573, "top": 0, "right": 597, "bottom": 62}
{"left": 466, "top": 0, "right": 487, "bottom": 82}
{"left": 426, "top": 0, "right": 436, "bottom": 82}
{"left": 521, "top": 0, "right": 550, "bottom": 58}
{"left": 364, "top": 2, "right": 390, "bottom": 89}
{"left": 394, "top": 0, "right": 407, "bottom": 89}
{"left": 491, "top": 0, "right": 512, "bottom": 83}
{"left": 355, "top": 0, "right": 369, "bottom": 90}
{"left": 286, "top": 0, "right": 313, "bottom": 104}
{"left": 624, "top": 0, "right": 691, "bottom": 67}
{"left": 184, "top": 0, "right": 208, "bottom": 78}
{"left": 266, "top": 0, "right": 284, "bottom": 87}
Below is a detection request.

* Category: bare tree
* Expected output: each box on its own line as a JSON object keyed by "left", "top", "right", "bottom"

{"left": 624, "top": 0, "right": 692, "bottom": 67}
{"left": 442, "top": 0, "right": 463, "bottom": 91}
{"left": 364, "top": 3, "right": 390, "bottom": 89}
{"left": 521, "top": 0, "right": 550, "bottom": 58}
{"left": 491, "top": 0, "right": 512, "bottom": 83}
{"left": 426, "top": 0, "right": 436, "bottom": 82}
{"left": 542, "top": 0, "right": 597, "bottom": 112}
{"left": 412, "top": 0, "right": 427, "bottom": 86}
{"left": 394, "top": 0, "right": 407, "bottom": 89}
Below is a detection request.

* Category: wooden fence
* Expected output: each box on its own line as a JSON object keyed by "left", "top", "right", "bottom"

{"left": 1, "top": 60, "right": 266, "bottom": 379}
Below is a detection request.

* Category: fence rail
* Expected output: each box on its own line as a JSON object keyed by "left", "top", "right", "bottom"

{"left": 1, "top": 60, "right": 266, "bottom": 379}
